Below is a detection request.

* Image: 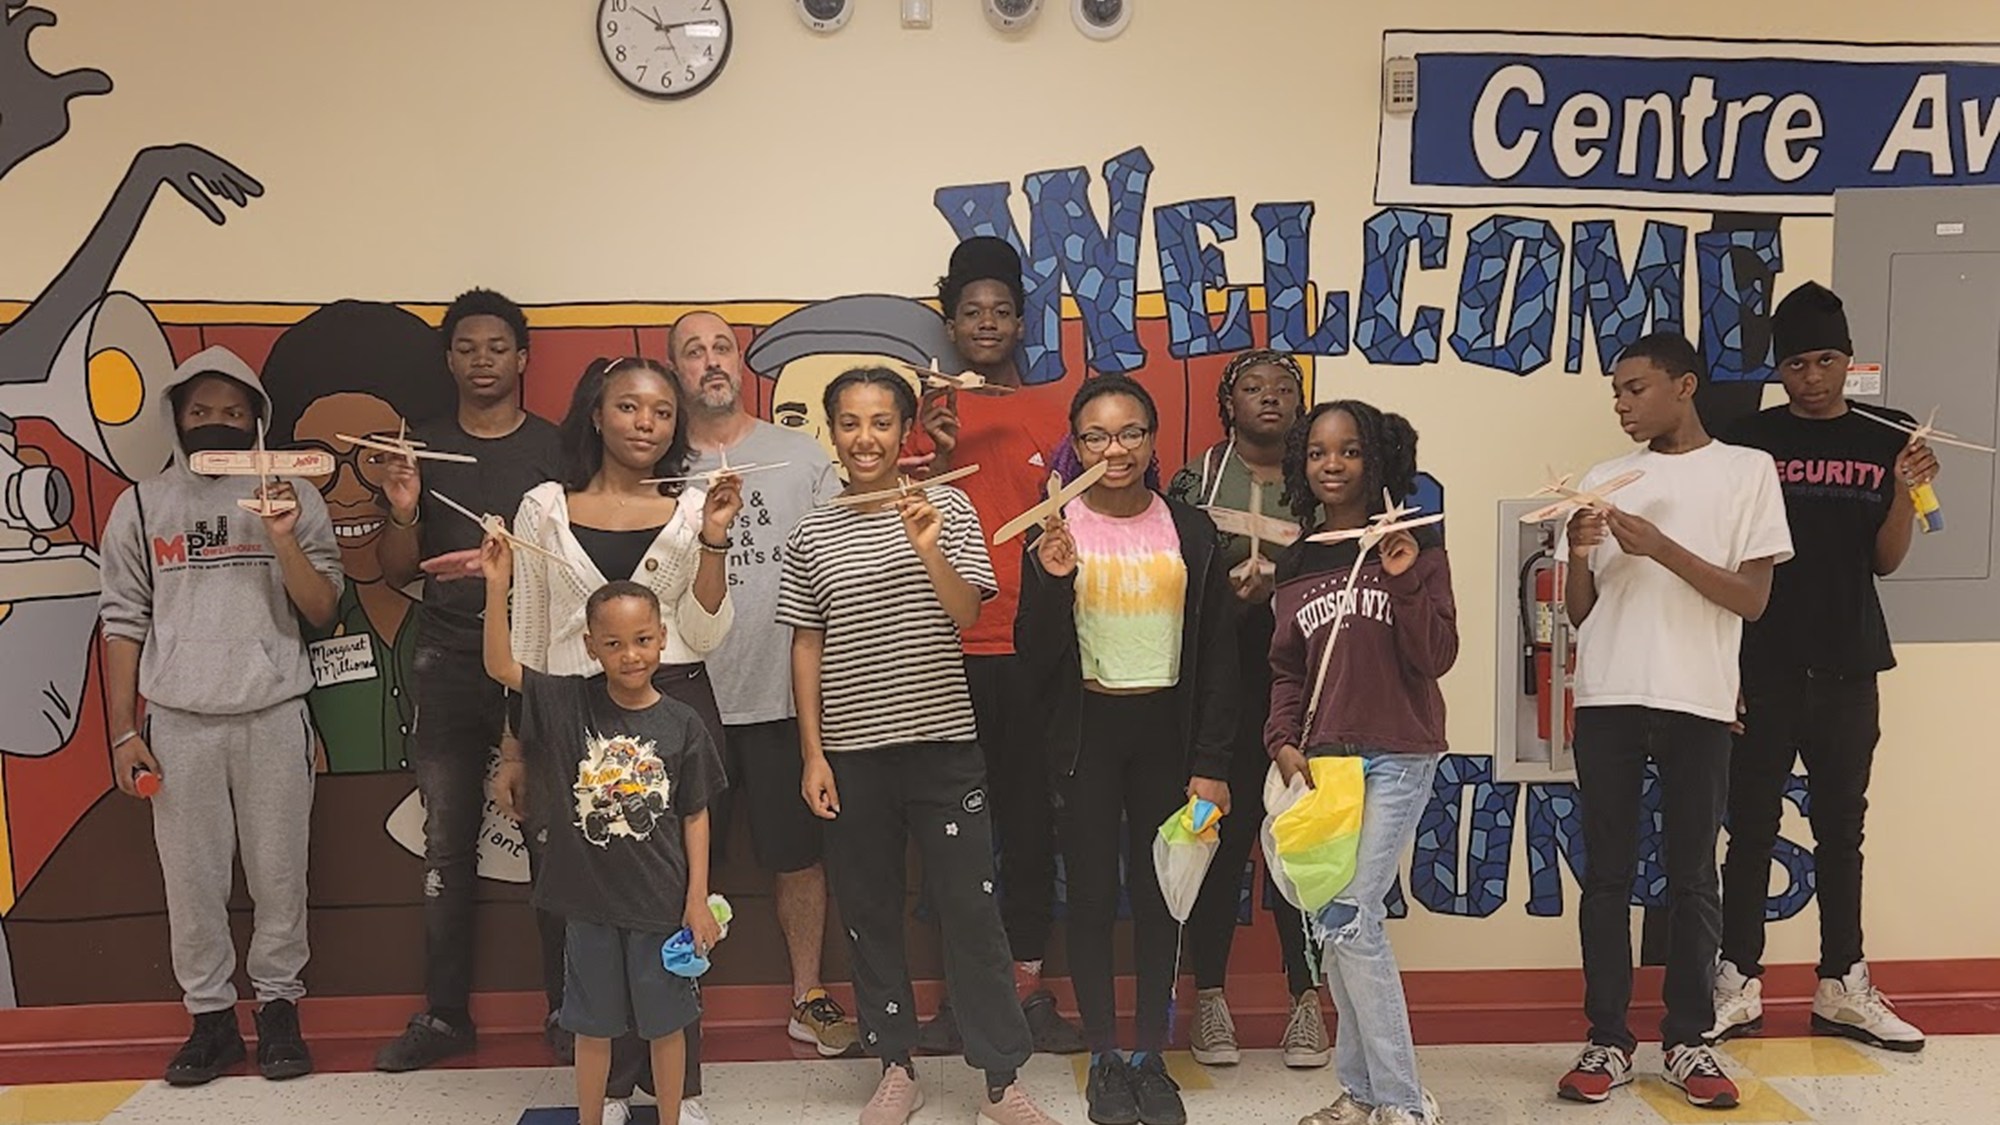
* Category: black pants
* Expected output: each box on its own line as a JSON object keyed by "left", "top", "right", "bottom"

{"left": 824, "top": 741, "right": 1033, "bottom": 1073}
{"left": 1058, "top": 691, "right": 1186, "bottom": 1054}
{"left": 1574, "top": 705, "right": 1729, "bottom": 1053}
{"left": 1723, "top": 668, "right": 1879, "bottom": 980}
{"left": 1187, "top": 680, "right": 1313, "bottom": 995}
{"left": 966, "top": 654, "right": 1057, "bottom": 963}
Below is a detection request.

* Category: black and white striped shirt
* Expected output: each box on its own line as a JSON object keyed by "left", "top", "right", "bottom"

{"left": 776, "top": 486, "right": 996, "bottom": 753}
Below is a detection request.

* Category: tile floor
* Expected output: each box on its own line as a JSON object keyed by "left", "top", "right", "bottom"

{"left": 2, "top": 1035, "right": 1991, "bottom": 1124}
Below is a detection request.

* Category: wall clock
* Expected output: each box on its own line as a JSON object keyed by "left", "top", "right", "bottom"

{"left": 598, "top": 0, "right": 733, "bottom": 99}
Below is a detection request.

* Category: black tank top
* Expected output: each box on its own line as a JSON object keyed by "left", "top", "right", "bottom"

{"left": 569, "top": 524, "right": 665, "bottom": 583}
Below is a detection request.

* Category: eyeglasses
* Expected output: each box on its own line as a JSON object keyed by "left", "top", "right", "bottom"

{"left": 1076, "top": 426, "right": 1152, "bottom": 453}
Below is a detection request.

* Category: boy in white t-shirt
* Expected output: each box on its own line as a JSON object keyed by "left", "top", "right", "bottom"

{"left": 1553, "top": 332, "right": 1794, "bottom": 1112}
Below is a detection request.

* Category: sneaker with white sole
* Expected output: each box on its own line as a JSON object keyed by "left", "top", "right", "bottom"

{"left": 601, "top": 1099, "right": 632, "bottom": 1125}
{"left": 1556, "top": 1043, "right": 1633, "bottom": 1103}
{"left": 1367, "top": 1090, "right": 1441, "bottom": 1124}
{"left": 1297, "top": 1092, "right": 1371, "bottom": 1125}
{"left": 1663, "top": 1043, "right": 1739, "bottom": 1108}
{"left": 1282, "top": 991, "right": 1333, "bottom": 1069}
{"left": 860, "top": 1063, "right": 924, "bottom": 1125}
{"left": 1189, "top": 988, "right": 1240, "bottom": 1066}
{"left": 1812, "top": 962, "right": 1925, "bottom": 1052}
{"left": 788, "top": 988, "right": 861, "bottom": 1058}
{"left": 679, "top": 1096, "right": 712, "bottom": 1124}
{"left": 1708, "top": 960, "right": 1764, "bottom": 1043}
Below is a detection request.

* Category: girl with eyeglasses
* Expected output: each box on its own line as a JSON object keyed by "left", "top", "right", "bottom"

{"left": 505, "top": 356, "right": 742, "bottom": 1125}
{"left": 1017, "top": 374, "right": 1240, "bottom": 1125}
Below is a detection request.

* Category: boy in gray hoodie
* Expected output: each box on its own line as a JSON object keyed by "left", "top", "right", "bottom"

{"left": 97, "top": 346, "right": 344, "bottom": 1086}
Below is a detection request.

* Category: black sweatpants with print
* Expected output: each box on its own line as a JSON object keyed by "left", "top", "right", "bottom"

{"left": 824, "top": 741, "right": 1034, "bottom": 1074}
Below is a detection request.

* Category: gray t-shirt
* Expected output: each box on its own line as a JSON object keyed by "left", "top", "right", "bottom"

{"left": 689, "top": 421, "right": 838, "bottom": 724}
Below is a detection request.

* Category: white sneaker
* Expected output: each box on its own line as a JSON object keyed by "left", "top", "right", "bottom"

{"left": 601, "top": 1100, "right": 632, "bottom": 1125}
{"left": 1367, "top": 1090, "right": 1441, "bottom": 1125}
{"left": 1190, "top": 988, "right": 1240, "bottom": 1066}
{"left": 1282, "top": 991, "right": 1333, "bottom": 1069}
{"left": 1298, "top": 1091, "right": 1371, "bottom": 1125}
{"left": 1708, "top": 960, "right": 1764, "bottom": 1042}
{"left": 1812, "top": 962, "right": 1926, "bottom": 1052}
{"left": 679, "top": 1096, "right": 713, "bottom": 1124}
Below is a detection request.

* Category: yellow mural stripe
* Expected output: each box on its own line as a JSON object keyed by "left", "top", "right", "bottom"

{"left": 1, "top": 287, "right": 1274, "bottom": 330}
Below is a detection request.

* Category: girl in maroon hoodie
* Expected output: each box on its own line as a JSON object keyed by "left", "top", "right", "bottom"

{"left": 1268, "top": 401, "right": 1456, "bottom": 1125}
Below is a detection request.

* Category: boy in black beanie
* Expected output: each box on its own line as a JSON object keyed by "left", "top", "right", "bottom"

{"left": 1711, "top": 281, "right": 1937, "bottom": 1052}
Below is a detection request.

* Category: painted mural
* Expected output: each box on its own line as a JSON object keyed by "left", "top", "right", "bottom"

{"left": 3, "top": 16, "right": 1996, "bottom": 1006}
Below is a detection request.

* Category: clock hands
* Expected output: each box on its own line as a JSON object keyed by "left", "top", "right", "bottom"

{"left": 633, "top": 5, "right": 668, "bottom": 32}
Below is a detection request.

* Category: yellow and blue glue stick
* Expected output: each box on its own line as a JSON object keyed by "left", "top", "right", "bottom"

{"left": 1911, "top": 480, "right": 1944, "bottom": 534}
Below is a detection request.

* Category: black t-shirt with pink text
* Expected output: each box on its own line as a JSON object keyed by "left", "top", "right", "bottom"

{"left": 1727, "top": 403, "right": 1912, "bottom": 676}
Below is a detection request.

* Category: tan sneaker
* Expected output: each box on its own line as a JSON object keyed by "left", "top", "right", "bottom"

{"left": 860, "top": 1064, "right": 924, "bottom": 1125}
{"left": 979, "top": 1082, "right": 1065, "bottom": 1124}
{"left": 1282, "top": 991, "right": 1332, "bottom": 1069}
{"left": 787, "top": 988, "right": 860, "bottom": 1058}
{"left": 1297, "top": 1091, "right": 1371, "bottom": 1125}
{"left": 1190, "top": 987, "right": 1240, "bottom": 1066}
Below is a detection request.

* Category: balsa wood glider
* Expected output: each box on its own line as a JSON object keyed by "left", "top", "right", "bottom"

{"left": 991, "top": 461, "right": 1110, "bottom": 545}
{"left": 828, "top": 462, "right": 982, "bottom": 508}
{"left": 1518, "top": 468, "right": 1645, "bottom": 525}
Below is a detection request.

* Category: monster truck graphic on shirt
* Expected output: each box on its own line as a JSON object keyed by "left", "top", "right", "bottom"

{"left": 572, "top": 732, "right": 672, "bottom": 848}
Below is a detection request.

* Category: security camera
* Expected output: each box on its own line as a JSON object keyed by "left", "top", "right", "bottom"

{"left": 795, "top": 0, "right": 851, "bottom": 33}
{"left": 1072, "top": 0, "right": 1131, "bottom": 39}
{"left": 985, "top": 0, "right": 1044, "bottom": 33}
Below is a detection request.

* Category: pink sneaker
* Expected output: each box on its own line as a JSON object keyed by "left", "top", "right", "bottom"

{"left": 980, "top": 1082, "right": 1065, "bottom": 1125}
{"left": 860, "top": 1064, "right": 925, "bottom": 1125}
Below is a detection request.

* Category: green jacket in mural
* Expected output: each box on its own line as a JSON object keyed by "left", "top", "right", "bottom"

{"left": 304, "top": 585, "right": 416, "bottom": 773}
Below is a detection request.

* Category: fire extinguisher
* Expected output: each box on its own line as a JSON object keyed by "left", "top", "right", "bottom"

{"left": 1519, "top": 548, "right": 1576, "bottom": 744}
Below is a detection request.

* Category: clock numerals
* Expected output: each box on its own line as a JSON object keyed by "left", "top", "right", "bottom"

{"left": 598, "top": 0, "right": 731, "bottom": 100}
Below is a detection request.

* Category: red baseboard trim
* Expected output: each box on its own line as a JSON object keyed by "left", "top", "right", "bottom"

{"left": 2, "top": 959, "right": 1994, "bottom": 1084}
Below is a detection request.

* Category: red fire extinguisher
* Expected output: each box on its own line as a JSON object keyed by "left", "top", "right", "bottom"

{"left": 1520, "top": 550, "right": 1576, "bottom": 744}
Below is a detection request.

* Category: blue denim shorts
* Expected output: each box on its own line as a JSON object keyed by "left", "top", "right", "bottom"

{"left": 561, "top": 919, "right": 701, "bottom": 1041}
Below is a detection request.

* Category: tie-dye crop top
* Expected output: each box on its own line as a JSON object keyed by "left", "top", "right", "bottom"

{"left": 1066, "top": 493, "right": 1187, "bottom": 689}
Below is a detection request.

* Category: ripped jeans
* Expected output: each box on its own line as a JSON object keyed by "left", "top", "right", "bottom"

{"left": 1309, "top": 747, "right": 1440, "bottom": 1118}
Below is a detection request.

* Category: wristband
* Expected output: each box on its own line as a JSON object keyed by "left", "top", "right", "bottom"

{"left": 388, "top": 508, "right": 421, "bottom": 530}
{"left": 112, "top": 730, "right": 139, "bottom": 749}
{"left": 699, "top": 534, "right": 732, "bottom": 553}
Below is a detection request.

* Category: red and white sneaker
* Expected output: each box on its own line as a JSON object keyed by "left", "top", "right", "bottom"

{"left": 1663, "top": 1044, "right": 1740, "bottom": 1109}
{"left": 1556, "top": 1044, "right": 1633, "bottom": 1104}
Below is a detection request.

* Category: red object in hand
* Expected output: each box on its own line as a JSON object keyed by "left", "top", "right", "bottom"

{"left": 133, "top": 765, "right": 161, "bottom": 799}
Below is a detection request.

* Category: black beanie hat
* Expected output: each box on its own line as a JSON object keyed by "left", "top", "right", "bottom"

{"left": 943, "top": 236, "right": 1026, "bottom": 313}
{"left": 1771, "top": 281, "right": 1853, "bottom": 362}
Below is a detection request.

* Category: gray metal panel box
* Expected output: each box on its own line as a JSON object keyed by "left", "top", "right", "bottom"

{"left": 1833, "top": 186, "right": 2000, "bottom": 643}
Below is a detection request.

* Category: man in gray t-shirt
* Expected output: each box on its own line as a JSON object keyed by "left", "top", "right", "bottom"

{"left": 669, "top": 310, "right": 857, "bottom": 1057}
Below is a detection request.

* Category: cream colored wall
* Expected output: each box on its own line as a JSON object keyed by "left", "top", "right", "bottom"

{"left": 7, "top": 0, "right": 2000, "bottom": 970}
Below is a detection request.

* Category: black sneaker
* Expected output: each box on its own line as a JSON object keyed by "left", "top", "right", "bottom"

{"left": 543, "top": 1011, "right": 575, "bottom": 1065}
{"left": 373, "top": 1011, "right": 476, "bottom": 1072}
{"left": 165, "top": 1009, "right": 246, "bottom": 1087}
{"left": 915, "top": 999, "right": 963, "bottom": 1055}
{"left": 1085, "top": 1054, "right": 1140, "bottom": 1125}
{"left": 1021, "top": 989, "right": 1088, "bottom": 1054}
{"left": 253, "top": 999, "right": 313, "bottom": 1081}
{"left": 1128, "top": 1053, "right": 1186, "bottom": 1125}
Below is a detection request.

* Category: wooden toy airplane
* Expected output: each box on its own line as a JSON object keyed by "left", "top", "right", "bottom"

{"left": 430, "top": 489, "right": 584, "bottom": 577}
{"left": 991, "top": 461, "right": 1110, "bottom": 545}
{"left": 197, "top": 422, "right": 334, "bottom": 517}
{"left": 336, "top": 419, "right": 479, "bottom": 467}
{"left": 1518, "top": 467, "right": 1646, "bottom": 524}
{"left": 901, "top": 357, "right": 1015, "bottom": 396}
{"left": 1306, "top": 491, "right": 1445, "bottom": 549}
{"left": 830, "top": 462, "right": 983, "bottom": 508}
{"left": 1202, "top": 486, "right": 1300, "bottom": 566}
{"left": 1855, "top": 405, "right": 1998, "bottom": 454}
{"left": 642, "top": 446, "right": 791, "bottom": 487}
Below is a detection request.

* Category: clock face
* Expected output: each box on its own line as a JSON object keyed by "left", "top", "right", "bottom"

{"left": 598, "top": 0, "right": 733, "bottom": 100}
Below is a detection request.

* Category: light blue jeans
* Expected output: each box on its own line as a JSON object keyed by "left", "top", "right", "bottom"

{"left": 1310, "top": 748, "right": 1441, "bottom": 1118}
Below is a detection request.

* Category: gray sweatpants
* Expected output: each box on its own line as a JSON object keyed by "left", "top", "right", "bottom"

{"left": 148, "top": 698, "right": 317, "bottom": 1015}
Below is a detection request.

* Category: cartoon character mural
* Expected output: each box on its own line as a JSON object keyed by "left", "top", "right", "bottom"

{"left": 748, "top": 293, "right": 955, "bottom": 454}
{"left": 262, "top": 301, "right": 455, "bottom": 774}
{"left": 0, "top": 1, "right": 259, "bottom": 1006}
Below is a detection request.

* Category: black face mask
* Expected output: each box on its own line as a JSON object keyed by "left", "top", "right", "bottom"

{"left": 181, "top": 424, "right": 258, "bottom": 456}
